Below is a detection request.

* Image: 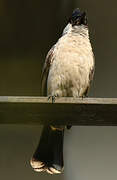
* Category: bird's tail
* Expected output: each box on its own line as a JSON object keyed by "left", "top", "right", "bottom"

{"left": 30, "top": 125, "right": 64, "bottom": 174}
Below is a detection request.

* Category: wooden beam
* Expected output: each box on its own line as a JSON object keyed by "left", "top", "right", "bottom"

{"left": 0, "top": 96, "right": 117, "bottom": 125}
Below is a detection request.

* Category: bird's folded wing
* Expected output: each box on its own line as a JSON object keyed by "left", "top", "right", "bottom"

{"left": 41, "top": 45, "right": 55, "bottom": 95}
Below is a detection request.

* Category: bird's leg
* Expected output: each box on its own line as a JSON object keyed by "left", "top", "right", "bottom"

{"left": 48, "top": 95, "right": 58, "bottom": 103}
{"left": 81, "top": 86, "right": 89, "bottom": 100}
{"left": 81, "top": 94, "right": 88, "bottom": 100}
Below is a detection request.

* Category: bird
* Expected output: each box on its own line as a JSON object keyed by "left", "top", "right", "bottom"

{"left": 30, "top": 8, "right": 95, "bottom": 174}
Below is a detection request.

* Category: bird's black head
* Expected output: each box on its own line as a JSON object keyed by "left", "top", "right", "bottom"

{"left": 69, "top": 8, "right": 87, "bottom": 26}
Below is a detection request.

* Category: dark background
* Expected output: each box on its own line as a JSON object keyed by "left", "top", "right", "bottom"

{"left": 0, "top": 0, "right": 117, "bottom": 180}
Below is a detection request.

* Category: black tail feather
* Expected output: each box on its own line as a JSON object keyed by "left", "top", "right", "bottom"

{"left": 30, "top": 126, "right": 64, "bottom": 174}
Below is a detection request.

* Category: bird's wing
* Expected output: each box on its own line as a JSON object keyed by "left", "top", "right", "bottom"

{"left": 83, "top": 53, "right": 95, "bottom": 97}
{"left": 89, "top": 54, "right": 95, "bottom": 84}
{"left": 41, "top": 45, "right": 55, "bottom": 96}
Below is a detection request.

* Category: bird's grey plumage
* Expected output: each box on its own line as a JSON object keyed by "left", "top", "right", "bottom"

{"left": 31, "top": 8, "right": 95, "bottom": 175}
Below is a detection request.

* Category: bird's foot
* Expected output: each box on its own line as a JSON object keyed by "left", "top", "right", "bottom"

{"left": 48, "top": 95, "right": 57, "bottom": 103}
{"left": 81, "top": 94, "right": 88, "bottom": 100}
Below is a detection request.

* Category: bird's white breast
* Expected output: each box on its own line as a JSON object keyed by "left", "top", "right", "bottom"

{"left": 47, "top": 31, "right": 94, "bottom": 97}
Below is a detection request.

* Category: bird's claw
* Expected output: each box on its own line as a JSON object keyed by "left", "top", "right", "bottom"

{"left": 81, "top": 94, "right": 88, "bottom": 100}
{"left": 48, "top": 95, "right": 57, "bottom": 103}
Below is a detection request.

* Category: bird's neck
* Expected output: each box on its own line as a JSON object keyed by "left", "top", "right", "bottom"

{"left": 62, "top": 23, "right": 89, "bottom": 38}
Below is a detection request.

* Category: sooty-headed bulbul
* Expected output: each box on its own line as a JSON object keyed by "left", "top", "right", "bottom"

{"left": 30, "top": 8, "right": 95, "bottom": 174}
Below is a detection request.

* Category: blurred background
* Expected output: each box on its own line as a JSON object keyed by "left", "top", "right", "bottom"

{"left": 0, "top": 0, "right": 117, "bottom": 179}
